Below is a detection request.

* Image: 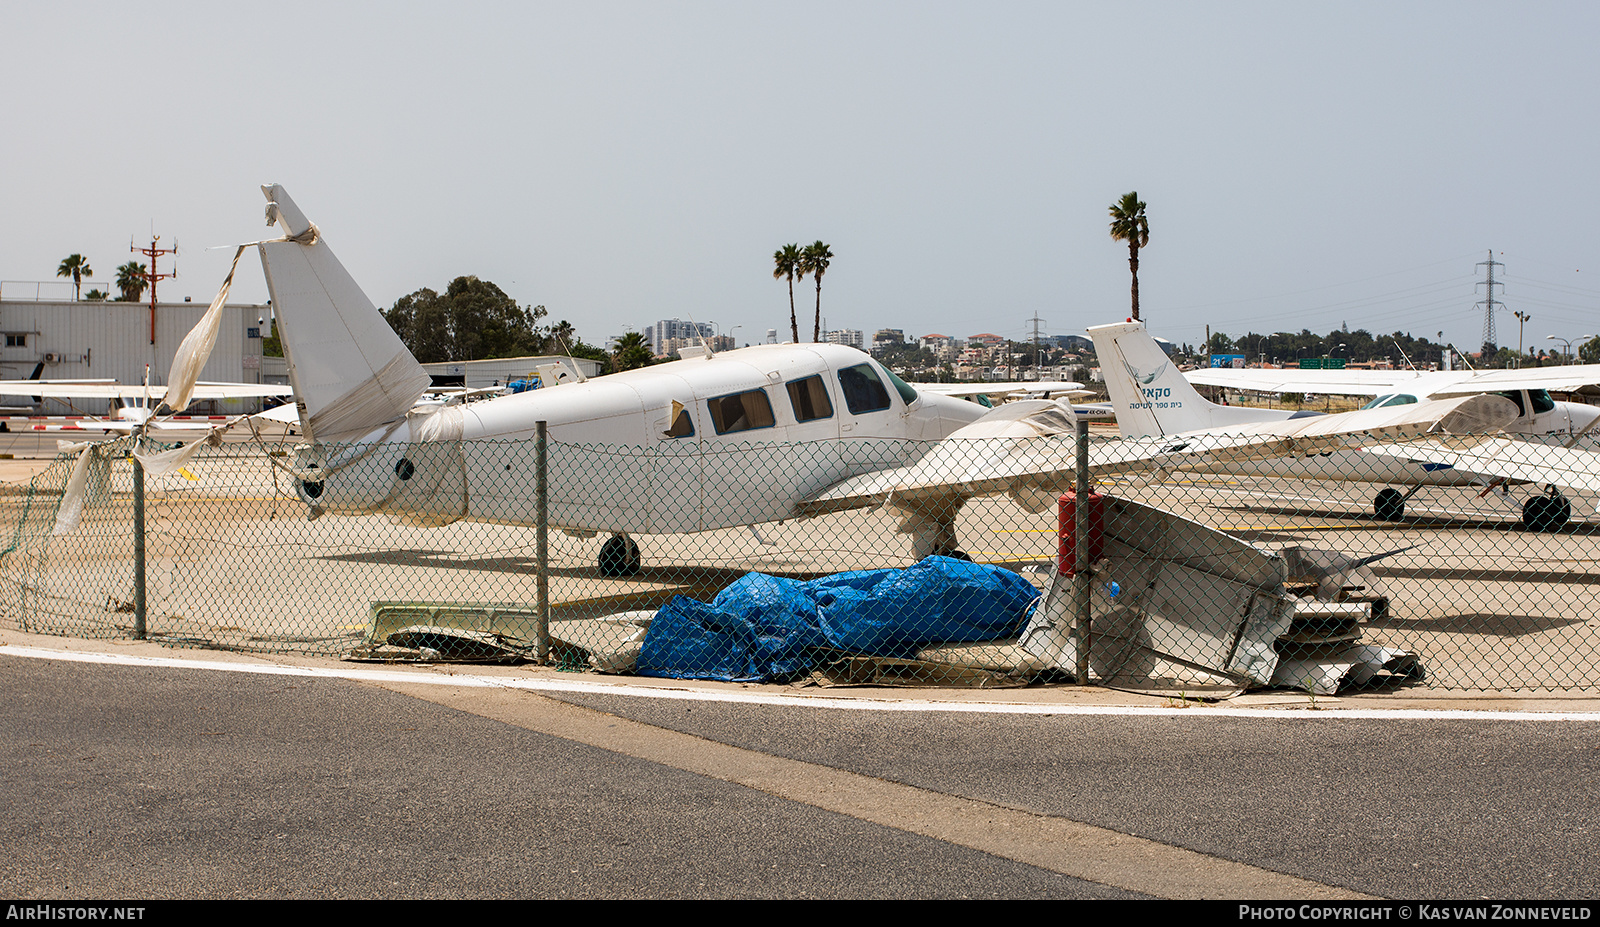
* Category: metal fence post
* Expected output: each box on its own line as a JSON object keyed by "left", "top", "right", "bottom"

{"left": 536, "top": 420, "right": 550, "bottom": 664}
{"left": 132, "top": 442, "right": 147, "bottom": 640}
{"left": 1073, "top": 418, "right": 1090, "bottom": 684}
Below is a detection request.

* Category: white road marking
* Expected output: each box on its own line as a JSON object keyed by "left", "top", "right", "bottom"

{"left": 5, "top": 643, "right": 1599, "bottom": 721}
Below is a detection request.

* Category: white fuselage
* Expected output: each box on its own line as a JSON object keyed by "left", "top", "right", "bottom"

{"left": 296, "top": 343, "right": 989, "bottom": 534}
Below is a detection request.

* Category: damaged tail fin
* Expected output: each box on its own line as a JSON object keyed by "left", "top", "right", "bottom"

{"left": 257, "top": 185, "right": 430, "bottom": 444}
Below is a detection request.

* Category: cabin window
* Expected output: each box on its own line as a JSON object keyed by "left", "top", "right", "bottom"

{"left": 708, "top": 389, "right": 776, "bottom": 435}
{"left": 785, "top": 375, "right": 834, "bottom": 422}
{"left": 664, "top": 404, "right": 695, "bottom": 438}
{"left": 1529, "top": 389, "right": 1556, "bottom": 414}
{"left": 838, "top": 363, "right": 892, "bottom": 415}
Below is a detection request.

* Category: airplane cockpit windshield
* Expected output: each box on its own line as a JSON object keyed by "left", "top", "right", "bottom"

{"left": 880, "top": 365, "right": 920, "bottom": 405}
{"left": 1360, "top": 393, "right": 1419, "bottom": 410}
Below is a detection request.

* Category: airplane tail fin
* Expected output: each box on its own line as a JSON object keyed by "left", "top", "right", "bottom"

{"left": 1088, "top": 321, "right": 1217, "bottom": 436}
{"left": 256, "top": 185, "right": 430, "bottom": 444}
{"left": 1088, "top": 320, "right": 1292, "bottom": 437}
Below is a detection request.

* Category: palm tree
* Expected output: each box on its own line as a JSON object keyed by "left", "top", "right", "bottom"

{"left": 799, "top": 241, "right": 833, "bottom": 343}
{"left": 115, "top": 261, "right": 148, "bottom": 302}
{"left": 772, "top": 243, "right": 802, "bottom": 344}
{"left": 1108, "top": 192, "right": 1150, "bottom": 321}
{"left": 611, "top": 331, "right": 654, "bottom": 372}
{"left": 56, "top": 254, "right": 92, "bottom": 301}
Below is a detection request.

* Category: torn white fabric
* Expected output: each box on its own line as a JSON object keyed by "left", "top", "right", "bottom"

{"left": 166, "top": 245, "right": 247, "bottom": 413}
{"left": 52, "top": 445, "right": 94, "bottom": 536}
{"left": 132, "top": 430, "right": 222, "bottom": 479}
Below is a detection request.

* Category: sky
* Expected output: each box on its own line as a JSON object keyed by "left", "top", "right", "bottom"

{"left": 4, "top": 1, "right": 1599, "bottom": 356}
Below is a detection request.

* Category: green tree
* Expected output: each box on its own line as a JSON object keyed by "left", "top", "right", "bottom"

{"left": 1580, "top": 337, "right": 1600, "bottom": 365}
{"left": 1108, "top": 192, "right": 1150, "bottom": 321}
{"left": 799, "top": 241, "right": 833, "bottom": 343}
{"left": 56, "top": 254, "right": 92, "bottom": 301}
{"left": 382, "top": 276, "right": 548, "bottom": 363}
{"left": 773, "top": 243, "right": 802, "bottom": 344}
{"left": 83, "top": 288, "right": 109, "bottom": 301}
{"left": 543, "top": 319, "right": 611, "bottom": 368}
{"left": 115, "top": 261, "right": 148, "bottom": 302}
{"left": 611, "top": 331, "right": 655, "bottom": 372}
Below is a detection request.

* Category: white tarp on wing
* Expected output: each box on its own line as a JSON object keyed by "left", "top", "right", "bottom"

{"left": 257, "top": 184, "right": 431, "bottom": 444}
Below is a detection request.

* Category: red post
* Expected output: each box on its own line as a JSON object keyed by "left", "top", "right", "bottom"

{"left": 1057, "top": 490, "right": 1104, "bottom": 575}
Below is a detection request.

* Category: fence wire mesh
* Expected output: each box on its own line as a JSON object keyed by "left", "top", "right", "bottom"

{"left": 3, "top": 429, "right": 1598, "bottom": 695}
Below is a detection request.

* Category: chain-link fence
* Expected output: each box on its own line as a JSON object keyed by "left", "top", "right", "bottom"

{"left": 3, "top": 429, "right": 1598, "bottom": 695}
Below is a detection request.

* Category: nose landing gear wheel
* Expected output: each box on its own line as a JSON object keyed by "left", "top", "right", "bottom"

{"left": 598, "top": 534, "right": 642, "bottom": 576}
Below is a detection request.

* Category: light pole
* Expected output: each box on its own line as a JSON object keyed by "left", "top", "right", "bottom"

{"left": 1548, "top": 334, "right": 1575, "bottom": 365}
{"left": 1514, "top": 311, "right": 1531, "bottom": 367}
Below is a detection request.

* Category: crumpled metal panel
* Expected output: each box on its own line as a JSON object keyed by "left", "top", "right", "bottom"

{"left": 1022, "top": 494, "right": 1294, "bottom": 695}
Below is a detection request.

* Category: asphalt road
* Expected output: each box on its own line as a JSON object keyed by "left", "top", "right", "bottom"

{"left": 0, "top": 650, "right": 1137, "bottom": 900}
{"left": 4, "top": 641, "right": 1599, "bottom": 900}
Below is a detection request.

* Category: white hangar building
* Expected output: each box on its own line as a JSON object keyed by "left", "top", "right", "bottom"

{"left": 0, "top": 298, "right": 273, "bottom": 415}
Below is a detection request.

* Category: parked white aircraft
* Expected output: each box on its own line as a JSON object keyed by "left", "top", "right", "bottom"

{"left": 0, "top": 378, "right": 291, "bottom": 433}
{"left": 224, "top": 186, "right": 1515, "bottom": 573}
{"left": 1090, "top": 320, "right": 1600, "bottom": 530}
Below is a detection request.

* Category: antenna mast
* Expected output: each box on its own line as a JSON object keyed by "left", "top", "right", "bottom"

{"left": 132, "top": 234, "right": 178, "bottom": 345}
{"left": 1476, "top": 249, "right": 1503, "bottom": 352}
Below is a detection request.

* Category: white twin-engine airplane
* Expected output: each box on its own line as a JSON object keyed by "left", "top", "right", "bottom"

{"left": 246, "top": 184, "right": 1515, "bottom": 574}
{"left": 1090, "top": 320, "right": 1600, "bottom": 530}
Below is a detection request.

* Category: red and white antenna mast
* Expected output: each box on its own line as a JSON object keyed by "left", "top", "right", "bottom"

{"left": 132, "top": 234, "right": 177, "bottom": 345}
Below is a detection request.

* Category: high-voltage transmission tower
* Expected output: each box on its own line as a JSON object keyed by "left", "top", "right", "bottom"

{"left": 1027, "top": 313, "right": 1047, "bottom": 379}
{"left": 1476, "top": 250, "right": 1504, "bottom": 351}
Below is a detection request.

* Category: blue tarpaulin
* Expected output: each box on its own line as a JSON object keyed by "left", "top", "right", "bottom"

{"left": 635, "top": 557, "right": 1040, "bottom": 682}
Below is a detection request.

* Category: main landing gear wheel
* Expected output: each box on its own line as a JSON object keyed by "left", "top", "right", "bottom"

{"left": 1373, "top": 488, "right": 1406, "bottom": 521}
{"left": 1522, "top": 490, "right": 1571, "bottom": 533}
{"left": 598, "top": 534, "right": 642, "bottom": 576}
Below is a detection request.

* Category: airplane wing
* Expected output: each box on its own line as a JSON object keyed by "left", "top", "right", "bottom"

{"left": 183, "top": 382, "right": 294, "bottom": 400}
{"left": 919, "top": 381, "right": 1088, "bottom": 400}
{"left": 1187, "top": 363, "right": 1600, "bottom": 399}
{"left": 1422, "top": 365, "right": 1600, "bottom": 398}
{"left": 0, "top": 381, "right": 291, "bottom": 400}
{"left": 1362, "top": 437, "right": 1600, "bottom": 495}
{"left": 798, "top": 393, "right": 1517, "bottom": 517}
{"left": 1184, "top": 368, "right": 1418, "bottom": 396}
